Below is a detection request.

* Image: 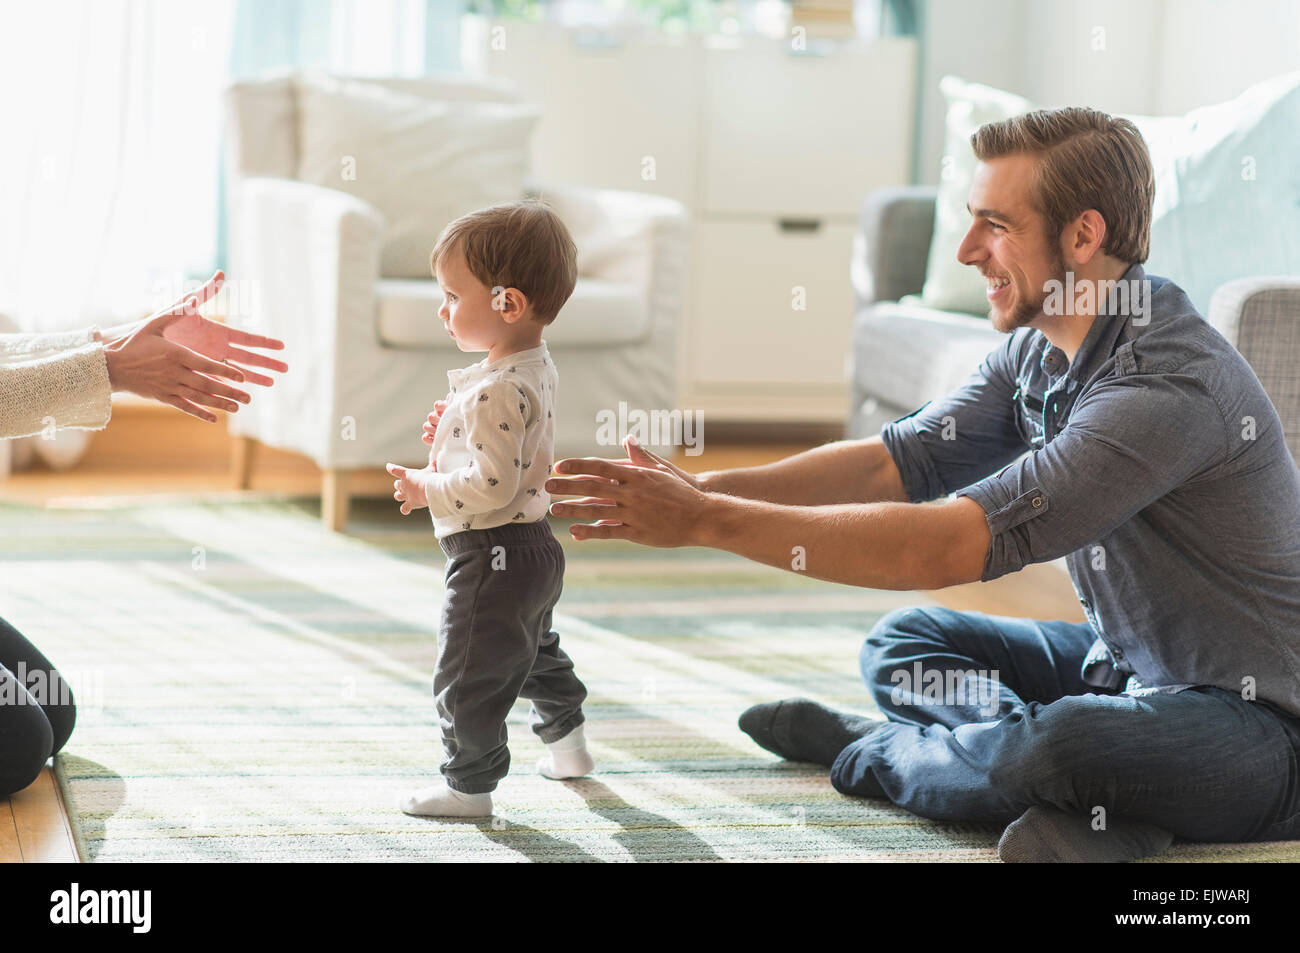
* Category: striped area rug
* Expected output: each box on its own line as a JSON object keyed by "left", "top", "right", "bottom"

{"left": 2, "top": 498, "right": 1295, "bottom": 862}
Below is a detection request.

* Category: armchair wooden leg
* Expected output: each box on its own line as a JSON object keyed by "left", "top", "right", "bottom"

{"left": 231, "top": 435, "right": 257, "bottom": 489}
{"left": 322, "top": 469, "right": 350, "bottom": 532}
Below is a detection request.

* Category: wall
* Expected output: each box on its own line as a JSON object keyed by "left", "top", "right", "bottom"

{"left": 915, "top": 0, "right": 1300, "bottom": 183}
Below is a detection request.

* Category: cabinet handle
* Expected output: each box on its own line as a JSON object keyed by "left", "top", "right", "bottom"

{"left": 777, "top": 218, "right": 822, "bottom": 233}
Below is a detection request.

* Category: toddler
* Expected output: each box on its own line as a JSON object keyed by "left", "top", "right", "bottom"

{"left": 387, "top": 202, "right": 593, "bottom": 817}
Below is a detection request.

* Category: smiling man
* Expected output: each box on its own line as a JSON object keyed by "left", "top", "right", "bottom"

{"left": 544, "top": 106, "right": 1300, "bottom": 862}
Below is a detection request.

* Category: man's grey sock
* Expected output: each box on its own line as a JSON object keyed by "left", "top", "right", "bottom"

{"left": 998, "top": 805, "right": 1175, "bottom": 863}
{"left": 738, "top": 697, "right": 881, "bottom": 767}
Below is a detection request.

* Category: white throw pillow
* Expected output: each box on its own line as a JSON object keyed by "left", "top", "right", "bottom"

{"left": 294, "top": 75, "right": 540, "bottom": 279}
{"left": 921, "top": 71, "right": 1300, "bottom": 318}
{"left": 920, "top": 76, "right": 1031, "bottom": 316}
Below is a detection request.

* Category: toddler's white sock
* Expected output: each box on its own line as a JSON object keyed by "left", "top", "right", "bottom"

{"left": 397, "top": 782, "right": 493, "bottom": 817}
{"left": 537, "top": 724, "right": 595, "bottom": 780}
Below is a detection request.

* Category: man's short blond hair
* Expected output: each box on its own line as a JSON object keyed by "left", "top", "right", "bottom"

{"left": 971, "top": 106, "right": 1155, "bottom": 264}
{"left": 431, "top": 201, "right": 578, "bottom": 325}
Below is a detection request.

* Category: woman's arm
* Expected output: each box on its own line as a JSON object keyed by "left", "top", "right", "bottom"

{"left": 0, "top": 271, "right": 287, "bottom": 433}
{"left": 0, "top": 345, "right": 111, "bottom": 438}
{"left": 0, "top": 327, "right": 104, "bottom": 364}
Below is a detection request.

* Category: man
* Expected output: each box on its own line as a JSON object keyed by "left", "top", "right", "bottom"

{"left": 544, "top": 107, "right": 1300, "bottom": 862}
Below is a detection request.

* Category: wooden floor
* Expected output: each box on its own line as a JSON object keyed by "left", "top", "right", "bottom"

{"left": 2, "top": 768, "right": 79, "bottom": 863}
{"left": 0, "top": 399, "right": 1081, "bottom": 862}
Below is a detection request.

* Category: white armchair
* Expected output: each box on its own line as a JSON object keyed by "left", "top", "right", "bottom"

{"left": 223, "top": 74, "right": 688, "bottom": 529}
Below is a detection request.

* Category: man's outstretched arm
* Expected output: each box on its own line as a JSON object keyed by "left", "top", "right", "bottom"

{"left": 696, "top": 436, "right": 909, "bottom": 506}
{"left": 546, "top": 441, "right": 991, "bottom": 592}
{"left": 700, "top": 494, "right": 990, "bottom": 591}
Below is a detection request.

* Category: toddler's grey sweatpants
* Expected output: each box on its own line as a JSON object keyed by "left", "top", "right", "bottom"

{"left": 434, "top": 519, "right": 587, "bottom": 794}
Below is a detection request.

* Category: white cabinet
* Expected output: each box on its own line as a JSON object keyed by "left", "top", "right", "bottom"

{"left": 462, "top": 18, "right": 917, "bottom": 424}
{"left": 687, "top": 219, "right": 856, "bottom": 388}
{"left": 700, "top": 39, "right": 916, "bottom": 217}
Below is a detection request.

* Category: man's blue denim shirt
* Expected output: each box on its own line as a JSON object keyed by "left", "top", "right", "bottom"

{"left": 882, "top": 264, "right": 1300, "bottom": 717}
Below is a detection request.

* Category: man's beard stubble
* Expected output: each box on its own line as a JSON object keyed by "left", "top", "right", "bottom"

{"left": 991, "top": 250, "right": 1068, "bottom": 333}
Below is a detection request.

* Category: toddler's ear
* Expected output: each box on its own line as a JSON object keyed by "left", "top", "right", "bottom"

{"left": 493, "top": 286, "right": 528, "bottom": 321}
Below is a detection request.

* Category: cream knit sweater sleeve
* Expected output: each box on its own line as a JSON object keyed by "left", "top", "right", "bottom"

{"left": 0, "top": 329, "right": 113, "bottom": 438}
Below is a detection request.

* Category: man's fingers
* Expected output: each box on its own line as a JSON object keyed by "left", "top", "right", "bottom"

{"left": 225, "top": 345, "right": 289, "bottom": 373}
{"left": 386, "top": 463, "right": 406, "bottom": 478}
{"left": 568, "top": 521, "right": 631, "bottom": 541}
{"left": 551, "top": 457, "right": 632, "bottom": 481}
{"left": 545, "top": 476, "right": 626, "bottom": 498}
{"left": 624, "top": 437, "right": 666, "bottom": 465}
{"left": 550, "top": 498, "right": 618, "bottom": 519}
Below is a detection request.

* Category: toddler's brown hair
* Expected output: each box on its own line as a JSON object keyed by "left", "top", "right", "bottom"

{"left": 431, "top": 201, "right": 579, "bottom": 325}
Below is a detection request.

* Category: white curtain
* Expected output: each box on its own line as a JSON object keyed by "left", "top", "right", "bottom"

{"left": 0, "top": 0, "right": 237, "bottom": 333}
{"left": 0, "top": 0, "right": 456, "bottom": 335}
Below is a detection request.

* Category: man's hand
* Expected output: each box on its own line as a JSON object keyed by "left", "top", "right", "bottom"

{"left": 545, "top": 435, "right": 711, "bottom": 546}
{"left": 387, "top": 462, "right": 432, "bottom": 516}
{"left": 159, "top": 271, "right": 288, "bottom": 386}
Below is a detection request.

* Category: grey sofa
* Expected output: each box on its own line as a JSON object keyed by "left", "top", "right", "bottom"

{"left": 847, "top": 185, "right": 1300, "bottom": 467}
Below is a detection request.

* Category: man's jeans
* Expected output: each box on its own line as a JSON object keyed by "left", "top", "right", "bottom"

{"left": 830, "top": 607, "right": 1300, "bottom": 842}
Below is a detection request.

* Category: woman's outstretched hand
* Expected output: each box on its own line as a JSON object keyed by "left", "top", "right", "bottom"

{"left": 160, "top": 272, "right": 288, "bottom": 386}
{"left": 103, "top": 271, "right": 288, "bottom": 423}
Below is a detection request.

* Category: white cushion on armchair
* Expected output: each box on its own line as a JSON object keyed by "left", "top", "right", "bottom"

{"left": 376, "top": 278, "right": 650, "bottom": 348}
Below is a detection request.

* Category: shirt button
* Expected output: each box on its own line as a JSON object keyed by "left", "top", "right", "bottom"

{"left": 1031, "top": 496, "right": 1043, "bottom": 507}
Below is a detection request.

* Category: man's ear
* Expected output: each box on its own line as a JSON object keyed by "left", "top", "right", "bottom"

{"left": 492, "top": 285, "right": 529, "bottom": 323}
{"left": 1064, "top": 209, "right": 1108, "bottom": 266}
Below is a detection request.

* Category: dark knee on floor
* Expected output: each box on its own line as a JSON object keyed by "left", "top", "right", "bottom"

{"left": 0, "top": 708, "right": 54, "bottom": 797}
{"left": 41, "top": 671, "right": 77, "bottom": 754}
{"left": 45, "top": 699, "right": 77, "bottom": 756}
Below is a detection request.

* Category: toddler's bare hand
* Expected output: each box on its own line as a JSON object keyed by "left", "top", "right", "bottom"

{"left": 421, "top": 400, "right": 449, "bottom": 446}
{"left": 386, "top": 462, "right": 430, "bottom": 516}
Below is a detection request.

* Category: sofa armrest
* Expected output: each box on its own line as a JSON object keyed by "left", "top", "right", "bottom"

{"left": 1209, "top": 276, "right": 1300, "bottom": 462}
{"left": 226, "top": 177, "right": 385, "bottom": 457}
{"left": 852, "top": 185, "right": 938, "bottom": 309}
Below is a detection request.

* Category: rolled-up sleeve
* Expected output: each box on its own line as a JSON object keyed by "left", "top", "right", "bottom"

{"left": 881, "top": 333, "right": 1028, "bottom": 502}
{"left": 955, "top": 372, "right": 1228, "bottom": 581}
